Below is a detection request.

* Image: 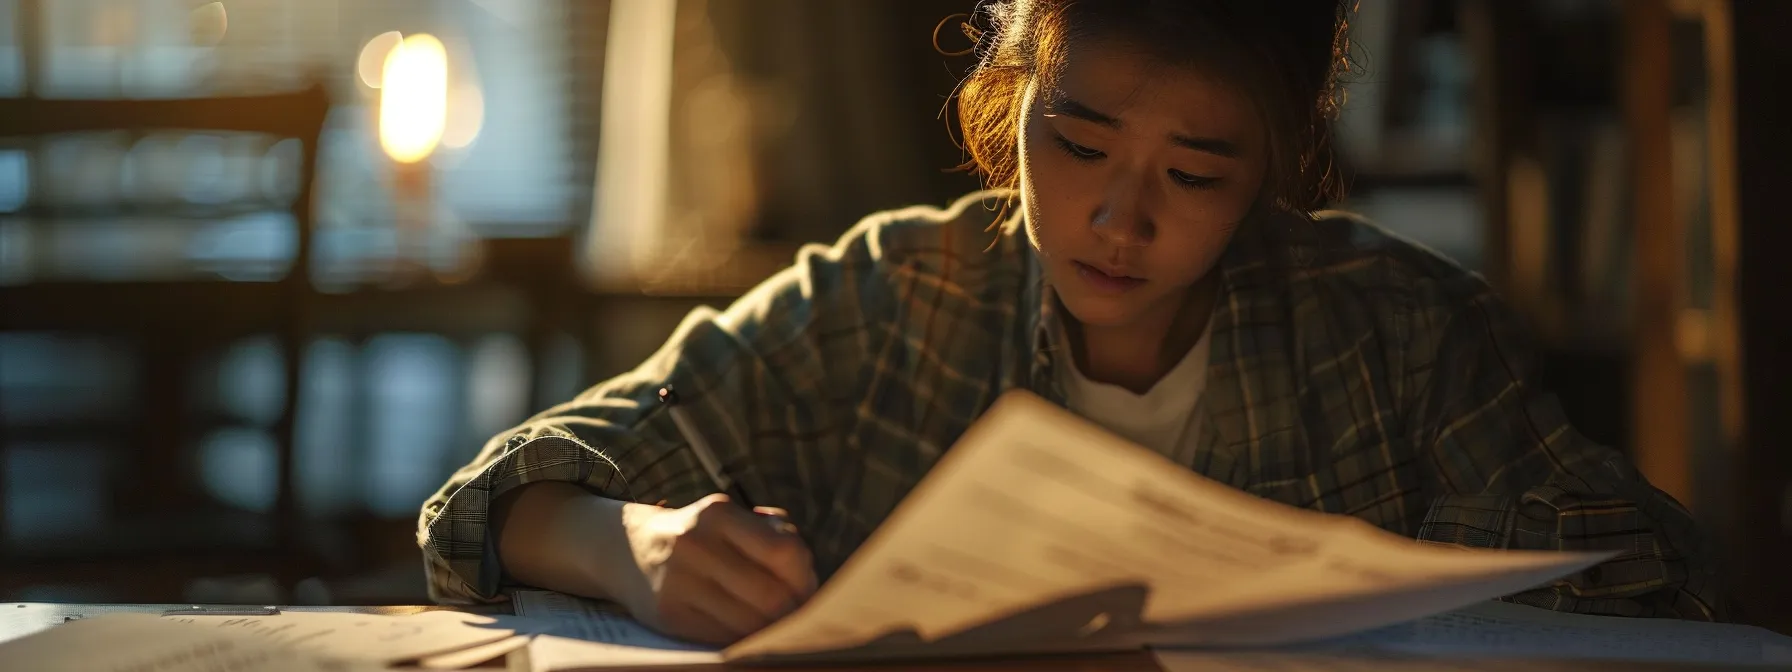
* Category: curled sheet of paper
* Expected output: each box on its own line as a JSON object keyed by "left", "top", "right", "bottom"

{"left": 506, "top": 392, "right": 1628, "bottom": 670}
{"left": 0, "top": 613, "right": 383, "bottom": 672}
{"left": 725, "top": 391, "right": 1611, "bottom": 661}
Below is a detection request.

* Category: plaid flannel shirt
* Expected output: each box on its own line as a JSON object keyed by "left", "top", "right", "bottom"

{"left": 418, "top": 190, "right": 1726, "bottom": 621}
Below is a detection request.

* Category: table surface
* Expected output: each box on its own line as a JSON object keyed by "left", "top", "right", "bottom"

{"left": 0, "top": 602, "right": 1783, "bottom": 671}
{"left": 0, "top": 602, "right": 1164, "bottom": 671}
{"left": 0, "top": 601, "right": 470, "bottom": 640}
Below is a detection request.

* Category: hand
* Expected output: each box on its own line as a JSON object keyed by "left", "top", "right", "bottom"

{"left": 620, "top": 494, "right": 818, "bottom": 645}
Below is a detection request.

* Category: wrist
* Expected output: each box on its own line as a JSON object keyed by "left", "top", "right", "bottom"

{"left": 590, "top": 499, "right": 662, "bottom": 615}
{"left": 495, "top": 482, "right": 642, "bottom": 606}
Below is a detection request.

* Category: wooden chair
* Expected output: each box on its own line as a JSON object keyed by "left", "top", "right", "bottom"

{"left": 0, "top": 82, "right": 333, "bottom": 601}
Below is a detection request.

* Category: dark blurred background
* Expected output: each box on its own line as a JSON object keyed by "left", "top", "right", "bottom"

{"left": 1, "top": 0, "right": 1789, "bottom": 634}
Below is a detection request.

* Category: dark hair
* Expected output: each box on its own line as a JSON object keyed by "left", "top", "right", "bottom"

{"left": 947, "top": 0, "right": 1354, "bottom": 214}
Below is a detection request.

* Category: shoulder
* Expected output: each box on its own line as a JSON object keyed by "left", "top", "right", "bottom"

{"left": 717, "top": 189, "right": 1026, "bottom": 331}
{"left": 837, "top": 189, "right": 1023, "bottom": 271}
{"left": 807, "top": 189, "right": 1030, "bottom": 305}
{"left": 1235, "top": 210, "right": 1512, "bottom": 372}
{"left": 1285, "top": 209, "right": 1497, "bottom": 317}
{"left": 1232, "top": 211, "right": 1534, "bottom": 410}
{"left": 1296, "top": 211, "right": 1528, "bottom": 376}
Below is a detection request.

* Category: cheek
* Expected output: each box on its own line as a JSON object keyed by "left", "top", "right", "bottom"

{"left": 1217, "top": 146, "right": 1271, "bottom": 219}
{"left": 1156, "top": 172, "right": 1260, "bottom": 266}
{"left": 1019, "top": 132, "right": 1089, "bottom": 253}
{"left": 1019, "top": 125, "right": 1069, "bottom": 197}
{"left": 1155, "top": 220, "right": 1238, "bottom": 275}
{"left": 1143, "top": 204, "right": 1247, "bottom": 284}
{"left": 1194, "top": 192, "right": 1257, "bottom": 244}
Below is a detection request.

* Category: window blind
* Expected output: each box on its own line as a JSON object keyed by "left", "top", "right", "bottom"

{"left": 0, "top": 0, "right": 599, "bottom": 285}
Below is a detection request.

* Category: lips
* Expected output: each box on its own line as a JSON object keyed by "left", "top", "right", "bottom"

{"left": 1073, "top": 261, "right": 1146, "bottom": 294}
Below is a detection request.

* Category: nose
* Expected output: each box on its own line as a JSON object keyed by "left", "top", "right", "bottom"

{"left": 1090, "top": 176, "right": 1153, "bottom": 248}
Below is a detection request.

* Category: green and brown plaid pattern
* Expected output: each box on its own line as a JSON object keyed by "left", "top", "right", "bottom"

{"left": 418, "top": 190, "right": 1725, "bottom": 622}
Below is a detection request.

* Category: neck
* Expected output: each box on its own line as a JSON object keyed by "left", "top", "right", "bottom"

{"left": 1065, "top": 272, "right": 1220, "bottom": 395}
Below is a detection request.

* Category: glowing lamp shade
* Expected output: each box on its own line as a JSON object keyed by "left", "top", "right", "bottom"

{"left": 378, "top": 34, "right": 449, "bottom": 164}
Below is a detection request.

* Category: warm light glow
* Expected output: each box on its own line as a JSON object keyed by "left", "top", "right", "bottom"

{"left": 358, "top": 31, "right": 404, "bottom": 89}
{"left": 189, "top": 2, "right": 228, "bottom": 47}
{"left": 441, "top": 82, "right": 485, "bottom": 149}
{"left": 379, "top": 33, "right": 448, "bottom": 164}
{"left": 94, "top": 4, "right": 136, "bottom": 46}
{"left": 588, "top": 0, "right": 678, "bottom": 285}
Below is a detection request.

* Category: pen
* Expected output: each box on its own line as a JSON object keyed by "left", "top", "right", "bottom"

{"left": 657, "top": 384, "right": 756, "bottom": 509}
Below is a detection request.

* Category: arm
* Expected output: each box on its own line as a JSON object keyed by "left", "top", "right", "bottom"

{"left": 488, "top": 481, "right": 636, "bottom": 606}
{"left": 416, "top": 212, "right": 900, "bottom": 607}
{"left": 1404, "top": 277, "right": 1729, "bottom": 621}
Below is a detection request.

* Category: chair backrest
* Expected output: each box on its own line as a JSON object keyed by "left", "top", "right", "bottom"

{"left": 0, "top": 81, "right": 333, "bottom": 286}
{"left": 0, "top": 84, "right": 335, "bottom": 599}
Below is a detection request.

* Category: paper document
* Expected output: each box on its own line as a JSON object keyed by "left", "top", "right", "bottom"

{"left": 163, "top": 609, "right": 517, "bottom": 664}
{"left": 510, "top": 589, "right": 714, "bottom": 652}
{"left": 1311, "top": 600, "right": 1792, "bottom": 665}
{"left": 416, "top": 635, "right": 532, "bottom": 669}
{"left": 520, "top": 636, "right": 725, "bottom": 672}
{"left": 721, "top": 391, "right": 1609, "bottom": 661}
{"left": 507, "top": 391, "right": 1624, "bottom": 669}
{"left": 0, "top": 613, "right": 383, "bottom": 672}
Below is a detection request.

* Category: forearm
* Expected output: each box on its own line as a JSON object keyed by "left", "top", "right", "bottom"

{"left": 494, "top": 481, "right": 652, "bottom": 610}
{"left": 1404, "top": 286, "right": 1727, "bottom": 619}
{"left": 1418, "top": 488, "right": 1725, "bottom": 620}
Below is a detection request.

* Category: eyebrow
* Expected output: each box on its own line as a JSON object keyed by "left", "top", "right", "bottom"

{"left": 1046, "top": 96, "right": 1243, "bottom": 159}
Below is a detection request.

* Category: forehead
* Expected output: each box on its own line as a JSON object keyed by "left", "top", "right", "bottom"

{"left": 1046, "top": 39, "right": 1262, "bottom": 140}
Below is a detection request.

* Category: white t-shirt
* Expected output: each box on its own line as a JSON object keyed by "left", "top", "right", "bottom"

{"left": 1054, "top": 318, "right": 1212, "bottom": 467}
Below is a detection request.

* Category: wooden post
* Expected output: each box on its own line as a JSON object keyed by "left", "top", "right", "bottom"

{"left": 1731, "top": 0, "right": 1792, "bottom": 629}
{"left": 1625, "top": 0, "right": 1692, "bottom": 504}
{"left": 1700, "top": 0, "right": 1743, "bottom": 489}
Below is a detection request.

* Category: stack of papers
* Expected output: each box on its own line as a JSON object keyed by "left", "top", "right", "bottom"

{"left": 5, "top": 390, "right": 1788, "bottom": 670}
{"left": 0, "top": 609, "right": 525, "bottom": 671}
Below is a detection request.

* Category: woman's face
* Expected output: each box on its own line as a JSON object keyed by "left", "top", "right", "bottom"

{"left": 1018, "top": 40, "right": 1268, "bottom": 330}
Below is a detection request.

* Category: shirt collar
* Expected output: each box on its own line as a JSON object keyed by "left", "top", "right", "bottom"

{"left": 995, "top": 208, "right": 1063, "bottom": 404}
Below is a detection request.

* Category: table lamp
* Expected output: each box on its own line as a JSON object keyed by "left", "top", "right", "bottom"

{"left": 377, "top": 33, "right": 447, "bottom": 282}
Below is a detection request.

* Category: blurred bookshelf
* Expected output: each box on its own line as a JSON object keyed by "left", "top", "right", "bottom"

{"left": 1457, "top": 0, "right": 1782, "bottom": 628}
{"left": 1456, "top": 0, "right": 1732, "bottom": 507}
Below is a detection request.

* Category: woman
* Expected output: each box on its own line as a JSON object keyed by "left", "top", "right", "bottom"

{"left": 419, "top": 0, "right": 1726, "bottom": 645}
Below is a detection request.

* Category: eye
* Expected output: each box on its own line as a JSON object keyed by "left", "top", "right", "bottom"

{"left": 1051, "top": 134, "right": 1104, "bottom": 162}
{"left": 1169, "top": 169, "right": 1221, "bottom": 190}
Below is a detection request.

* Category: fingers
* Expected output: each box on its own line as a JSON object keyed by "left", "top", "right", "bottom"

{"left": 707, "top": 504, "right": 817, "bottom": 597}
{"left": 648, "top": 495, "right": 820, "bottom": 644}
{"left": 653, "top": 554, "right": 770, "bottom": 644}
{"left": 687, "top": 578, "right": 770, "bottom": 639}
{"left": 678, "top": 530, "right": 801, "bottom": 629}
{"left": 658, "top": 599, "right": 737, "bottom": 646}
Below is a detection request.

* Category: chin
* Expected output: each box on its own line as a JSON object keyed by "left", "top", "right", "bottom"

{"left": 1055, "top": 291, "right": 1147, "bottom": 329}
